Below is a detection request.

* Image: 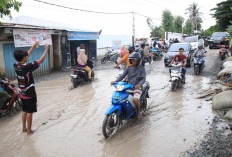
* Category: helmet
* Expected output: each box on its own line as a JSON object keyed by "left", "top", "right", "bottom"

{"left": 198, "top": 44, "right": 203, "bottom": 48}
{"left": 129, "top": 52, "right": 141, "bottom": 66}
{"left": 128, "top": 46, "right": 135, "bottom": 54}
{"left": 141, "top": 43, "right": 145, "bottom": 48}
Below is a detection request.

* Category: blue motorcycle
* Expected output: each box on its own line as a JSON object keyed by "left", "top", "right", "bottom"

{"left": 102, "top": 81, "right": 150, "bottom": 138}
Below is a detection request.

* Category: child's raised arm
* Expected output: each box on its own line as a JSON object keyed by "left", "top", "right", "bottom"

{"left": 28, "top": 41, "right": 39, "bottom": 57}
{"left": 38, "top": 44, "right": 49, "bottom": 64}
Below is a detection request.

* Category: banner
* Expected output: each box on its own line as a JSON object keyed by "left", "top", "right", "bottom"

{"left": 68, "top": 32, "right": 99, "bottom": 40}
{"left": 13, "top": 29, "right": 52, "bottom": 47}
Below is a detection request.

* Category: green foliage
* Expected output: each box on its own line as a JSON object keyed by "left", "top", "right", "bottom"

{"left": 211, "top": 0, "right": 232, "bottom": 31}
{"left": 204, "top": 25, "right": 219, "bottom": 36}
{"left": 162, "top": 10, "right": 174, "bottom": 32}
{"left": 226, "top": 25, "right": 232, "bottom": 34}
{"left": 185, "top": 2, "right": 203, "bottom": 30}
{"left": 183, "top": 19, "right": 193, "bottom": 35}
{"left": 0, "top": 0, "right": 22, "bottom": 23}
{"left": 150, "top": 26, "right": 164, "bottom": 38}
{"left": 173, "top": 16, "right": 184, "bottom": 33}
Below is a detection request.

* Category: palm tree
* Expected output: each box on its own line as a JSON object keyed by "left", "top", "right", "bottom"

{"left": 185, "top": 3, "right": 203, "bottom": 31}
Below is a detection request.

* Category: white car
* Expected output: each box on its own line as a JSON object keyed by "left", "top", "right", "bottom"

{"left": 184, "top": 35, "right": 204, "bottom": 51}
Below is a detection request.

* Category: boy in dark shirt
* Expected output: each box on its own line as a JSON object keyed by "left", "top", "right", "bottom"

{"left": 14, "top": 42, "right": 49, "bottom": 135}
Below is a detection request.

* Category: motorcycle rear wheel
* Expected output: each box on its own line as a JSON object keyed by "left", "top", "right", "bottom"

{"left": 101, "top": 57, "right": 107, "bottom": 64}
{"left": 102, "top": 112, "right": 120, "bottom": 138}
{"left": 141, "top": 98, "right": 147, "bottom": 112}
{"left": 71, "top": 78, "right": 80, "bottom": 88}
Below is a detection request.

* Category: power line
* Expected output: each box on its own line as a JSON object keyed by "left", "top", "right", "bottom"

{"left": 33, "top": 0, "right": 131, "bottom": 14}
{"left": 33, "top": 0, "right": 161, "bottom": 20}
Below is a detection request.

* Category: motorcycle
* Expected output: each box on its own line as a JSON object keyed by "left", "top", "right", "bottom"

{"left": 152, "top": 47, "right": 162, "bottom": 61}
{"left": 0, "top": 78, "right": 22, "bottom": 117}
{"left": 193, "top": 55, "right": 204, "bottom": 75}
{"left": 102, "top": 81, "right": 150, "bottom": 138}
{"left": 170, "top": 63, "right": 183, "bottom": 92}
{"left": 101, "top": 50, "right": 119, "bottom": 64}
{"left": 143, "top": 52, "right": 152, "bottom": 64}
{"left": 218, "top": 45, "right": 228, "bottom": 61}
{"left": 70, "top": 60, "right": 94, "bottom": 88}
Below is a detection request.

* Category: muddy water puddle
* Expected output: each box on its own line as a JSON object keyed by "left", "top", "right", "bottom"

{"left": 0, "top": 56, "right": 216, "bottom": 157}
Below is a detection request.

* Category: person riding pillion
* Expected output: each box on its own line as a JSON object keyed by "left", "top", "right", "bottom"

{"left": 77, "top": 49, "right": 92, "bottom": 79}
{"left": 111, "top": 52, "right": 146, "bottom": 119}
{"left": 194, "top": 44, "right": 206, "bottom": 68}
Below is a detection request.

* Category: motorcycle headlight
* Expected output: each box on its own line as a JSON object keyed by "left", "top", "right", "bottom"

{"left": 117, "top": 85, "right": 125, "bottom": 91}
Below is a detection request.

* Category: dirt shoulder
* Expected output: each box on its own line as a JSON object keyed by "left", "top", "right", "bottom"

{"left": 183, "top": 49, "right": 232, "bottom": 157}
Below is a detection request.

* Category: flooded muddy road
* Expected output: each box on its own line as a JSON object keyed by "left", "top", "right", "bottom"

{"left": 0, "top": 49, "right": 221, "bottom": 157}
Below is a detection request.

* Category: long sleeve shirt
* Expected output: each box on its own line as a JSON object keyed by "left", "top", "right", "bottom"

{"left": 115, "top": 65, "right": 146, "bottom": 87}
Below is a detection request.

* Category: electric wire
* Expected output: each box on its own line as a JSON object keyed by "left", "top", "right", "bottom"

{"left": 33, "top": 0, "right": 161, "bottom": 20}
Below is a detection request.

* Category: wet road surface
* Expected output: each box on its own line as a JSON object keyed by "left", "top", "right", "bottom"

{"left": 0, "top": 49, "right": 221, "bottom": 157}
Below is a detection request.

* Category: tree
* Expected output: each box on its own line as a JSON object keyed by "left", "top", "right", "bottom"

{"left": 183, "top": 19, "right": 193, "bottom": 35}
{"left": 211, "top": 0, "right": 232, "bottom": 31}
{"left": 173, "top": 16, "right": 184, "bottom": 33}
{"left": 150, "top": 26, "right": 164, "bottom": 38}
{"left": 185, "top": 2, "right": 203, "bottom": 30}
{"left": 146, "top": 17, "right": 154, "bottom": 31}
{"left": 162, "top": 10, "right": 174, "bottom": 32}
{"left": 0, "top": 0, "right": 22, "bottom": 23}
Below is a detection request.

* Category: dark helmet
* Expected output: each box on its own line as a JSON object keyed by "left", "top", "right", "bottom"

{"left": 141, "top": 43, "right": 145, "bottom": 48}
{"left": 128, "top": 46, "right": 135, "bottom": 54}
{"left": 129, "top": 52, "right": 141, "bottom": 66}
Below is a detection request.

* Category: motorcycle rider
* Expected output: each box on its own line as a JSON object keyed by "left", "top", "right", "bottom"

{"left": 138, "top": 43, "right": 145, "bottom": 66}
{"left": 144, "top": 43, "right": 152, "bottom": 61}
{"left": 114, "top": 46, "right": 135, "bottom": 69}
{"left": 169, "top": 48, "right": 187, "bottom": 82}
{"left": 220, "top": 37, "right": 229, "bottom": 57}
{"left": 111, "top": 52, "right": 146, "bottom": 119}
{"left": 194, "top": 44, "right": 206, "bottom": 68}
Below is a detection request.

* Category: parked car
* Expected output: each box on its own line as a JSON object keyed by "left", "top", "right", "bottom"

{"left": 164, "top": 43, "right": 193, "bottom": 67}
{"left": 183, "top": 35, "right": 204, "bottom": 51}
{"left": 208, "top": 32, "right": 229, "bottom": 49}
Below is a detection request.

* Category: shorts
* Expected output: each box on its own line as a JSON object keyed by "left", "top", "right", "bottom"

{"left": 21, "top": 97, "right": 37, "bottom": 113}
{"left": 128, "top": 89, "right": 142, "bottom": 109}
{"left": 134, "top": 89, "right": 142, "bottom": 99}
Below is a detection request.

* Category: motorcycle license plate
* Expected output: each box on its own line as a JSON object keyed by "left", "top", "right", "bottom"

{"left": 70, "top": 74, "right": 77, "bottom": 78}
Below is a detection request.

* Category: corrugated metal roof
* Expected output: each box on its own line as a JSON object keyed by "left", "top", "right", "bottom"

{"left": 3, "top": 16, "right": 99, "bottom": 33}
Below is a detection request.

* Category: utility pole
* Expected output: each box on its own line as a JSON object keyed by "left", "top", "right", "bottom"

{"left": 132, "top": 12, "right": 135, "bottom": 47}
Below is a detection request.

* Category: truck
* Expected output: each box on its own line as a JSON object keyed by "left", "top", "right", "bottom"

{"left": 165, "top": 32, "right": 183, "bottom": 46}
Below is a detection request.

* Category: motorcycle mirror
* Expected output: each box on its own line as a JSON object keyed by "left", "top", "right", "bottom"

{"left": 136, "top": 77, "right": 144, "bottom": 80}
{"left": 204, "top": 51, "right": 207, "bottom": 53}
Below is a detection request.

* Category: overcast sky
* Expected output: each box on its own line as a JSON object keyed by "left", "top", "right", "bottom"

{"left": 4, "top": 0, "right": 224, "bottom": 37}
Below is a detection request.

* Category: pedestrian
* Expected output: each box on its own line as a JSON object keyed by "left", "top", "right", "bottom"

{"left": 13, "top": 42, "right": 49, "bottom": 135}
{"left": 77, "top": 44, "right": 84, "bottom": 56}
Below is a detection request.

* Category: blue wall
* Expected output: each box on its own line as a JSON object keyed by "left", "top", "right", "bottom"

{"left": 3, "top": 43, "right": 50, "bottom": 79}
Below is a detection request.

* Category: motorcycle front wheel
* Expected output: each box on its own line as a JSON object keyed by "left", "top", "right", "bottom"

{"left": 102, "top": 112, "right": 120, "bottom": 138}
{"left": 171, "top": 80, "right": 177, "bottom": 92}
{"left": 194, "top": 66, "right": 199, "bottom": 75}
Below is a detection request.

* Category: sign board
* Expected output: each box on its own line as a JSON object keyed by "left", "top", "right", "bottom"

{"left": 13, "top": 29, "right": 52, "bottom": 47}
{"left": 68, "top": 32, "right": 99, "bottom": 40}
{"left": 112, "top": 40, "right": 122, "bottom": 50}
